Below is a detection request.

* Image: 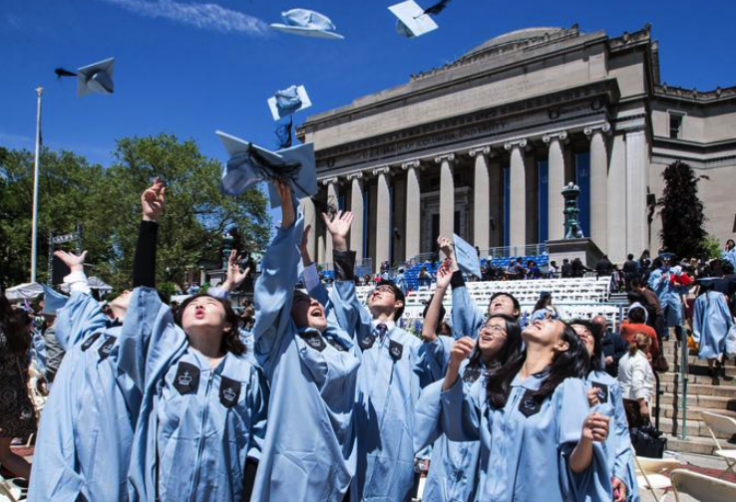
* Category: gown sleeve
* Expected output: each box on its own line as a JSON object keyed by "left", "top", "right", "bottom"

{"left": 246, "top": 367, "right": 270, "bottom": 461}
{"left": 252, "top": 204, "right": 303, "bottom": 376}
{"left": 610, "top": 383, "right": 638, "bottom": 499}
{"left": 54, "top": 275, "right": 106, "bottom": 351}
{"left": 450, "top": 272, "right": 483, "bottom": 340}
{"left": 439, "top": 377, "right": 482, "bottom": 442}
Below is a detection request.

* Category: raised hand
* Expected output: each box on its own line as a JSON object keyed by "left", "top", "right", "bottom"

{"left": 299, "top": 224, "right": 313, "bottom": 265}
{"left": 586, "top": 387, "right": 600, "bottom": 407}
{"left": 435, "top": 259, "right": 453, "bottom": 290}
{"left": 437, "top": 235, "right": 454, "bottom": 259}
{"left": 276, "top": 180, "right": 295, "bottom": 229}
{"left": 222, "top": 250, "right": 250, "bottom": 292}
{"left": 54, "top": 250, "right": 87, "bottom": 273}
{"left": 449, "top": 337, "right": 475, "bottom": 369}
{"left": 322, "top": 210, "right": 353, "bottom": 252}
{"left": 141, "top": 178, "right": 166, "bottom": 222}
{"left": 581, "top": 412, "right": 610, "bottom": 443}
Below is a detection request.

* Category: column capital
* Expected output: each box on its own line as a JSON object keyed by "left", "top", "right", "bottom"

{"left": 434, "top": 153, "right": 455, "bottom": 164}
{"left": 469, "top": 145, "right": 492, "bottom": 157}
{"left": 345, "top": 171, "right": 364, "bottom": 181}
{"left": 541, "top": 131, "right": 568, "bottom": 144}
{"left": 372, "top": 166, "right": 391, "bottom": 176}
{"left": 321, "top": 176, "right": 339, "bottom": 186}
{"left": 504, "top": 138, "right": 528, "bottom": 151}
{"left": 401, "top": 159, "right": 421, "bottom": 171}
{"left": 584, "top": 122, "right": 612, "bottom": 137}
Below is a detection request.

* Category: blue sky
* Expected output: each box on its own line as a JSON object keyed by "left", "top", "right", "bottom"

{"left": 2, "top": 0, "right": 736, "bottom": 167}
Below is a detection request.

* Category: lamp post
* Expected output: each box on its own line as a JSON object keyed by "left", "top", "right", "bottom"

{"left": 30, "top": 86, "right": 43, "bottom": 283}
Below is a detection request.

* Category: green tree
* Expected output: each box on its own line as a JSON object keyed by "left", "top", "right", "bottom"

{"left": 656, "top": 161, "right": 708, "bottom": 259}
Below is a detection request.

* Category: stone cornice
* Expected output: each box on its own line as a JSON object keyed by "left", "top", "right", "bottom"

{"left": 608, "top": 24, "right": 652, "bottom": 52}
{"left": 583, "top": 123, "right": 611, "bottom": 136}
{"left": 653, "top": 83, "right": 736, "bottom": 104}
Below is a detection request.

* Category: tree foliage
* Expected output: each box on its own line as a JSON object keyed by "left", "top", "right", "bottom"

{"left": 0, "top": 134, "right": 271, "bottom": 291}
{"left": 656, "top": 160, "right": 708, "bottom": 260}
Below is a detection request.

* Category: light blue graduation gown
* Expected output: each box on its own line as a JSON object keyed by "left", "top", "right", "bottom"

{"left": 441, "top": 373, "right": 611, "bottom": 502}
{"left": 723, "top": 248, "right": 736, "bottom": 270}
{"left": 648, "top": 268, "right": 689, "bottom": 326}
{"left": 693, "top": 291, "right": 735, "bottom": 360}
{"left": 250, "top": 210, "right": 362, "bottom": 502}
{"left": 415, "top": 352, "right": 487, "bottom": 502}
{"left": 31, "top": 329, "right": 47, "bottom": 375}
{"left": 118, "top": 287, "right": 268, "bottom": 502}
{"left": 28, "top": 292, "right": 140, "bottom": 502}
{"left": 586, "top": 371, "right": 639, "bottom": 502}
{"left": 451, "top": 283, "right": 486, "bottom": 340}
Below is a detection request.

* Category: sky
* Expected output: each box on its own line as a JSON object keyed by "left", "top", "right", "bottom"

{"left": 2, "top": 0, "right": 736, "bottom": 167}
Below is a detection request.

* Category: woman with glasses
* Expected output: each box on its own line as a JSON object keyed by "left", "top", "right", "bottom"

{"left": 440, "top": 318, "right": 612, "bottom": 501}
{"left": 570, "top": 320, "right": 638, "bottom": 502}
{"left": 414, "top": 255, "right": 523, "bottom": 502}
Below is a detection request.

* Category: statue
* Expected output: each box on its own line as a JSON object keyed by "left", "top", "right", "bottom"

{"left": 222, "top": 231, "right": 235, "bottom": 269}
{"left": 562, "top": 183, "right": 584, "bottom": 239}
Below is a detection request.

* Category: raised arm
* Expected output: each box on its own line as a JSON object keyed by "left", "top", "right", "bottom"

{"left": 422, "top": 259, "right": 452, "bottom": 342}
{"left": 252, "top": 181, "right": 302, "bottom": 375}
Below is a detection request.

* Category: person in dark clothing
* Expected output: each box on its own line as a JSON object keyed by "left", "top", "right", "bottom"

{"left": 622, "top": 254, "right": 639, "bottom": 291}
{"left": 715, "top": 261, "right": 736, "bottom": 316}
{"left": 595, "top": 255, "right": 613, "bottom": 277}
{"left": 561, "top": 258, "right": 573, "bottom": 278}
{"left": 630, "top": 278, "right": 664, "bottom": 343}
{"left": 592, "top": 315, "right": 628, "bottom": 378}
{"left": 571, "top": 257, "right": 589, "bottom": 278}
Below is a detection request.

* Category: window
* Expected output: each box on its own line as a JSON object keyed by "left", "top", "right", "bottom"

{"left": 669, "top": 112, "right": 685, "bottom": 139}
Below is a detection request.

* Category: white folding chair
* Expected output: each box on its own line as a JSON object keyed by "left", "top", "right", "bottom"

{"left": 700, "top": 411, "right": 736, "bottom": 479}
{"left": 671, "top": 469, "right": 736, "bottom": 502}
{"left": 635, "top": 456, "right": 681, "bottom": 502}
{"left": 0, "top": 478, "right": 20, "bottom": 502}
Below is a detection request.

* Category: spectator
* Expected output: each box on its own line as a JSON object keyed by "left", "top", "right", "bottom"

{"left": 561, "top": 258, "right": 573, "bottom": 278}
{"left": 595, "top": 255, "right": 613, "bottom": 277}
{"left": 618, "top": 333, "right": 655, "bottom": 428}
{"left": 630, "top": 278, "right": 664, "bottom": 342}
{"left": 571, "top": 257, "right": 589, "bottom": 278}
{"left": 395, "top": 268, "right": 407, "bottom": 293}
{"left": 530, "top": 291, "right": 558, "bottom": 322}
{"left": 418, "top": 266, "right": 432, "bottom": 288}
{"left": 715, "top": 261, "right": 736, "bottom": 315}
{"left": 619, "top": 303, "right": 660, "bottom": 362}
{"left": 622, "top": 254, "right": 639, "bottom": 291}
{"left": 526, "top": 260, "right": 541, "bottom": 279}
{"left": 592, "top": 315, "right": 628, "bottom": 378}
{"left": 548, "top": 260, "right": 560, "bottom": 278}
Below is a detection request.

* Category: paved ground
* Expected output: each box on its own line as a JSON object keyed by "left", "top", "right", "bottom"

{"left": 639, "top": 451, "right": 735, "bottom": 501}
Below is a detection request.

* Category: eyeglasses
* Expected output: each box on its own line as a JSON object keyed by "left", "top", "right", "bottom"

{"left": 373, "top": 285, "right": 396, "bottom": 295}
{"left": 480, "top": 323, "right": 507, "bottom": 337}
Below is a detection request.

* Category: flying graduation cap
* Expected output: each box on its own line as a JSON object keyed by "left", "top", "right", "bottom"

{"left": 40, "top": 284, "right": 69, "bottom": 316}
{"left": 216, "top": 131, "right": 317, "bottom": 208}
{"left": 270, "top": 9, "right": 345, "bottom": 40}
{"left": 453, "top": 233, "right": 482, "bottom": 279}
{"left": 268, "top": 85, "right": 312, "bottom": 121}
{"left": 54, "top": 57, "right": 115, "bottom": 97}
{"left": 389, "top": 0, "right": 454, "bottom": 38}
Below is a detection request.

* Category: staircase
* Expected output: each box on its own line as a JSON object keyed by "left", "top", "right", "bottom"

{"left": 654, "top": 339, "right": 736, "bottom": 455}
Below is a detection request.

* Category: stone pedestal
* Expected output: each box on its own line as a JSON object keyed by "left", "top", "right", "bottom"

{"left": 547, "top": 238, "right": 605, "bottom": 269}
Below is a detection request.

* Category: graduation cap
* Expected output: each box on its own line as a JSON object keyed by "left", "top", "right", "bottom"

{"left": 659, "top": 251, "right": 676, "bottom": 261}
{"left": 270, "top": 9, "right": 345, "bottom": 40}
{"left": 40, "top": 284, "right": 69, "bottom": 316}
{"left": 268, "top": 85, "right": 312, "bottom": 121}
{"left": 389, "top": 0, "right": 454, "bottom": 38}
{"left": 54, "top": 58, "right": 115, "bottom": 97}
{"left": 215, "top": 131, "right": 317, "bottom": 208}
{"left": 696, "top": 277, "right": 720, "bottom": 289}
{"left": 453, "top": 233, "right": 481, "bottom": 279}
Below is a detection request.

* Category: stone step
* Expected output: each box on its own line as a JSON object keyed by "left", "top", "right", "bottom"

{"left": 658, "top": 416, "right": 736, "bottom": 440}
{"left": 661, "top": 359, "right": 736, "bottom": 377}
{"left": 661, "top": 382, "right": 736, "bottom": 398}
{"left": 659, "top": 393, "right": 736, "bottom": 410}
{"left": 658, "top": 373, "right": 736, "bottom": 387}
{"left": 654, "top": 404, "right": 736, "bottom": 422}
{"left": 662, "top": 433, "right": 735, "bottom": 456}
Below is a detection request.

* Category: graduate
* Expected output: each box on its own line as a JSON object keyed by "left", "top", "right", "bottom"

{"left": 570, "top": 320, "right": 639, "bottom": 502}
{"left": 692, "top": 278, "right": 735, "bottom": 384}
{"left": 436, "top": 236, "right": 521, "bottom": 338}
{"left": 27, "top": 183, "right": 169, "bottom": 502}
{"left": 249, "top": 181, "right": 361, "bottom": 502}
{"left": 439, "top": 319, "right": 612, "bottom": 502}
{"left": 318, "top": 210, "right": 425, "bottom": 501}
{"left": 647, "top": 254, "right": 691, "bottom": 342}
{"left": 415, "top": 258, "right": 523, "bottom": 502}
{"left": 723, "top": 239, "right": 736, "bottom": 270}
{"left": 116, "top": 182, "right": 268, "bottom": 502}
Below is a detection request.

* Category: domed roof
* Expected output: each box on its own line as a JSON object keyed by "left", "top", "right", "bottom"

{"left": 462, "top": 27, "right": 566, "bottom": 58}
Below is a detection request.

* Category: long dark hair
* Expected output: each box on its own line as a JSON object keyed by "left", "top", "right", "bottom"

{"left": 175, "top": 294, "right": 246, "bottom": 356}
{"left": 485, "top": 322, "right": 589, "bottom": 409}
{"left": 570, "top": 319, "right": 604, "bottom": 373}
{"left": 0, "top": 294, "right": 30, "bottom": 355}
{"left": 464, "top": 314, "right": 522, "bottom": 383}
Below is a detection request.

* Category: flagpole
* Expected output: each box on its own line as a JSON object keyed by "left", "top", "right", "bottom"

{"left": 30, "top": 86, "right": 43, "bottom": 283}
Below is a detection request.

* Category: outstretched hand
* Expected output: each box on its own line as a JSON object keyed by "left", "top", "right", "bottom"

{"left": 322, "top": 210, "right": 353, "bottom": 252}
{"left": 142, "top": 178, "right": 166, "bottom": 222}
{"left": 299, "top": 224, "right": 313, "bottom": 265}
{"left": 54, "top": 250, "right": 87, "bottom": 273}
{"left": 437, "top": 235, "right": 454, "bottom": 258}
{"left": 436, "top": 259, "right": 453, "bottom": 290}
{"left": 222, "top": 250, "right": 250, "bottom": 292}
{"left": 276, "top": 180, "right": 295, "bottom": 229}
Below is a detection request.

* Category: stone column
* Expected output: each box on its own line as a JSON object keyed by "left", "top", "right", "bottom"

{"left": 373, "top": 167, "right": 392, "bottom": 273}
{"left": 299, "top": 197, "right": 317, "bottom": 261}
{"left": 402, "top": 160, "right": 421, "bottom": 260}
{"left": 347, "top": 172, "right": 364, "bottom": 262}
{"left": 470, "top": 146, "right": 491, "bottom": 251}
{"left": 505, "top": 139, "right": 528, "bottom": 250}
{"left": 608, "top": 134, "right": 627, "bottom": 263}
{"left": 542, "top": 132, "right": 567, "bottom": 241}
{"left": 626, "top": 128, "right": 649, "bottom": 257}
{"left": 585, "top": 123, "right": 611, "bottom": 253}
{"left": 322, "top": 177, "right": 339, "bottom": 266}
{"left": 435, "top": 154, "right": 456, "bottom": 240}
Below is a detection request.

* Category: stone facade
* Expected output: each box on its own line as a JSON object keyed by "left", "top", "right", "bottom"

{"left": 298, "top": 24, "right": 736, "bottom": 271}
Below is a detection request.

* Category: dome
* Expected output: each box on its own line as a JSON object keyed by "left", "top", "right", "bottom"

{"left": 462, "top": 27, "right": 566, "bottom": 59}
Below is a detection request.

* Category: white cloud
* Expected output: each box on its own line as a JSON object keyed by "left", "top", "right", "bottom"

{"left": 96, "top": 0, "right": 269, "bottom": 36}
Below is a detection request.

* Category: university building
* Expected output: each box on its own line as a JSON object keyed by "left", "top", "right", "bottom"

{"left": 297, "top": 24, "right": 736, "bottom": 271}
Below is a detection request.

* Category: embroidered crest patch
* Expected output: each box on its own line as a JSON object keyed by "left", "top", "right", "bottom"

{"left": 518, "top": 390, "right": 541, "bottom": 418}
{"left": 81, "top": 332, "right": 102, "bottom": 352}
{"left": 97, "top": 335, "right": 117, "bottom": 360}
{"left": 389, "top": 340, "right": 403, "bottom": 361}
{"left": 219, "top": 376, "right": 241, "bottom": 408}
{"left": 173, "top": 362, "right": 200, "bottom": 395}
